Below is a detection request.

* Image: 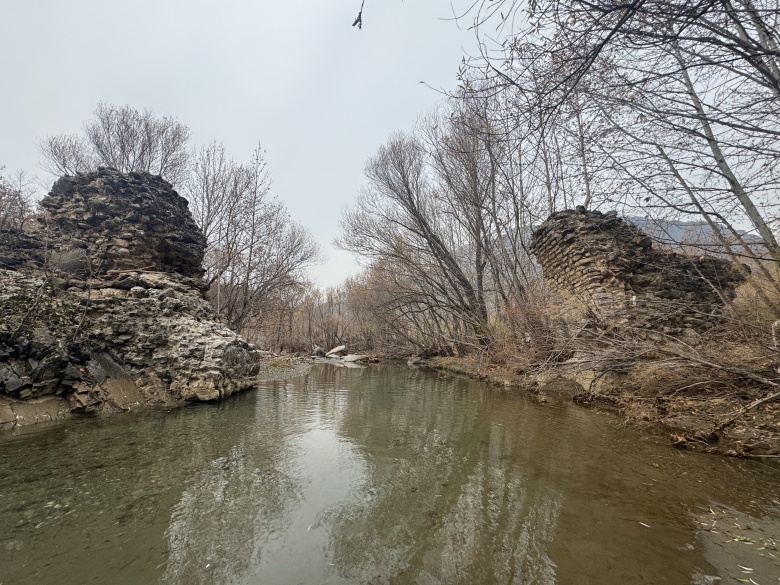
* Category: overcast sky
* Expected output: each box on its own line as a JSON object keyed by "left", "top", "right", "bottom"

{"left": 1, "top": 0, "right": 480, "bottom": 288}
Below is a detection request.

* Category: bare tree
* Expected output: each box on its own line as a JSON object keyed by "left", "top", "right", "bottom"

{"left": 446, "top": 0, "right": 780, "bottom": 277}
{"left": 184, "top": 143, "right": 320, "bottom": 333}
{"left": 26, "top": 106, "right": 321, "bottom": 348}
{"left": 37, "top": 135, "right": 97, "bottom": 177}
{"left": 457, "top": 0, "right": 780, "bottom": 110}
{"left": 339, "top": 119, "right": 539, "bottom": 350}
{"left": 38, "top": 102, "right": 191, "bottom": 186}
{"left": 0, "top": 168, "right": 36, "bottom": 230}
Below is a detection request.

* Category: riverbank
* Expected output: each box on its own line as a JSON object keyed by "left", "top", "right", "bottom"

{"left": 425, "top": 354, "right": 780, "bottom": 460}
{"left": 0, "top": 355, "right": 310, "bottom": 431}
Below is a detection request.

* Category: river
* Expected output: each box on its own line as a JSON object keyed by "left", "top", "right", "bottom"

{"left": 1, "top": 364, "right": 779, "bottom": 584}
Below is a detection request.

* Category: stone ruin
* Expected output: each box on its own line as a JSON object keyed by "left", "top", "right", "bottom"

{"left": 41, "top": 170, "right": 206, "bottom": 277}
{"left": 0, "top": 168, "right": 266, "bottom": 430}
{"left": 529, "top": 207, "right": 746, "bottom": 335}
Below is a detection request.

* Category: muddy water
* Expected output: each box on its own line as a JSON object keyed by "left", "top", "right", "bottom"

{"left": 1, "top": 364, "right": 779, "bottom": 585}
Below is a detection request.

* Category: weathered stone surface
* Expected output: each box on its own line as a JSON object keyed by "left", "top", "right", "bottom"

{"left": 529, "top": 208, "right": 745, "bottom": 334}
{"left": 0, "top": 228, "right": 46, "bottom": 270}
{"left": 40, "top": 168, "right": 206, "bottom": 277}
{"left": 0, "top": 395, "right": 73, "bottom": 429}
{"left": 0, "top": 169, "right": 277, "bottom": 430}
{"left": 0, "top": 400, "right": 16, "bottom": 427}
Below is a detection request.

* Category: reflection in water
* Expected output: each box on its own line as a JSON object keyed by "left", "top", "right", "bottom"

{"left": 320, "top": 367, "right": 569, "bottom": 584}
{"left": 161, "top": 376, "right": 370, "bottom": 585}
{"left": 1, "top": 364, "right": 779, "bottom": 585}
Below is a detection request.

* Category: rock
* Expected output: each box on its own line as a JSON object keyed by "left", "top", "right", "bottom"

{"left": 0, "top": 169, "right": 272, "bottom": 428}
{"left": 342, "top": 354, "right": 369, "bottom": 363}
{"left": 312, "top": 346, "right": 326, "bottom": 357}
{"left": 3, "top": 395, "right": 72, "bottom": 427}
{"left": 0, "top": 401, "right": 16, "bottom": 429}
{"left": 5, "top": 376, "right": 26, "bottom": 394}
{"left": 62, "top": 363, "right": 82, "bottom": 381}
{"left": 49, "top": 277, "right": 69, "bottom": 290}
{"left": 0, "top": 228, "right": 46, "bottom": 270}
{"left": 326, "top": 345, "right": 348, "bottom": 357}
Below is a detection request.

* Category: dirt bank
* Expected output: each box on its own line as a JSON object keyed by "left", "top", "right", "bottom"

{"left": 426, "top": 355, "right": 780, "bottom": 461}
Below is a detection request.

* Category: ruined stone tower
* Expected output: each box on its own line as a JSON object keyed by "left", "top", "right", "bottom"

{"left": 529, "top": 208, "right": 745, "bottom": 335}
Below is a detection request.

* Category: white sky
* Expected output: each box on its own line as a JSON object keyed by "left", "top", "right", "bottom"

{"left": 0, "top": 0, "right": 479, "bottom": 288}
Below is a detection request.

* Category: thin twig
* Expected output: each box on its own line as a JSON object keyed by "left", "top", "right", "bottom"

{"left": 10, "top": 280, "right": 48, "bottom": 341}
{"left": 713, "top": 388, "right": 780, "bottom": 432}
{"left": 106, "top": 265, "right": 156, "bottom": 274}
{"left": 352, "top": 0, "right": 365, "bottom": 28}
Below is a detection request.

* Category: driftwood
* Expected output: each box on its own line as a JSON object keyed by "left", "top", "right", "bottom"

{"left": 713, "top": 388, "right": 780, "bottom": 433}
{"left": 654, "top": 346, "right": 780, "bottom": 433}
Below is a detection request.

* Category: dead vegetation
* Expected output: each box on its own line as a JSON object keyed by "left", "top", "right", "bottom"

{"left": 422, "top": 274, "right": 780, "bottom": 459}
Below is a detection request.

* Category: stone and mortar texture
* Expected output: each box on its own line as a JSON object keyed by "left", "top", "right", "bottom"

{"left": 529, "top": 207, "right": 746, "bottom": 336}
{"left": 0, "top": 168, "right": 303, "bottom": 431}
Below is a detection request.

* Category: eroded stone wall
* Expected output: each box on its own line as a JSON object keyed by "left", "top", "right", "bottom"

{"left": 41, "top": 168, "right": 206, "bottom": 277}
{"left": 529, "top": 208, "right": 745, "bottom": 334}
{"left": 0, "top": 169, "right": 269, "bottom": 430}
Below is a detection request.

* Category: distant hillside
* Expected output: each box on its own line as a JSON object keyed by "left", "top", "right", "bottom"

{"left": 628, "top": 216, "right": 765, "bottom": 257}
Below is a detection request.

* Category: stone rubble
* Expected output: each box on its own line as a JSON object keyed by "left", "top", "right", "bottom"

{"left": 40, "top": 170, "right": 206, "bottom": 278}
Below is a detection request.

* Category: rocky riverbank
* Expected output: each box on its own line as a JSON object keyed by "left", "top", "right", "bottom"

{"left": 0, "top": 169, "right": 308, "bottom": 431}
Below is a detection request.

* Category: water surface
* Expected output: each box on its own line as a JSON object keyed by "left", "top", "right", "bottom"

{"left": 1, "top": 364, "right": 779, "bottom": 584}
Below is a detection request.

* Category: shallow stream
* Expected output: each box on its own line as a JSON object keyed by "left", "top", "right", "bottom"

{"left": 1, "top": 364, "right": 779, "bottom": 584}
